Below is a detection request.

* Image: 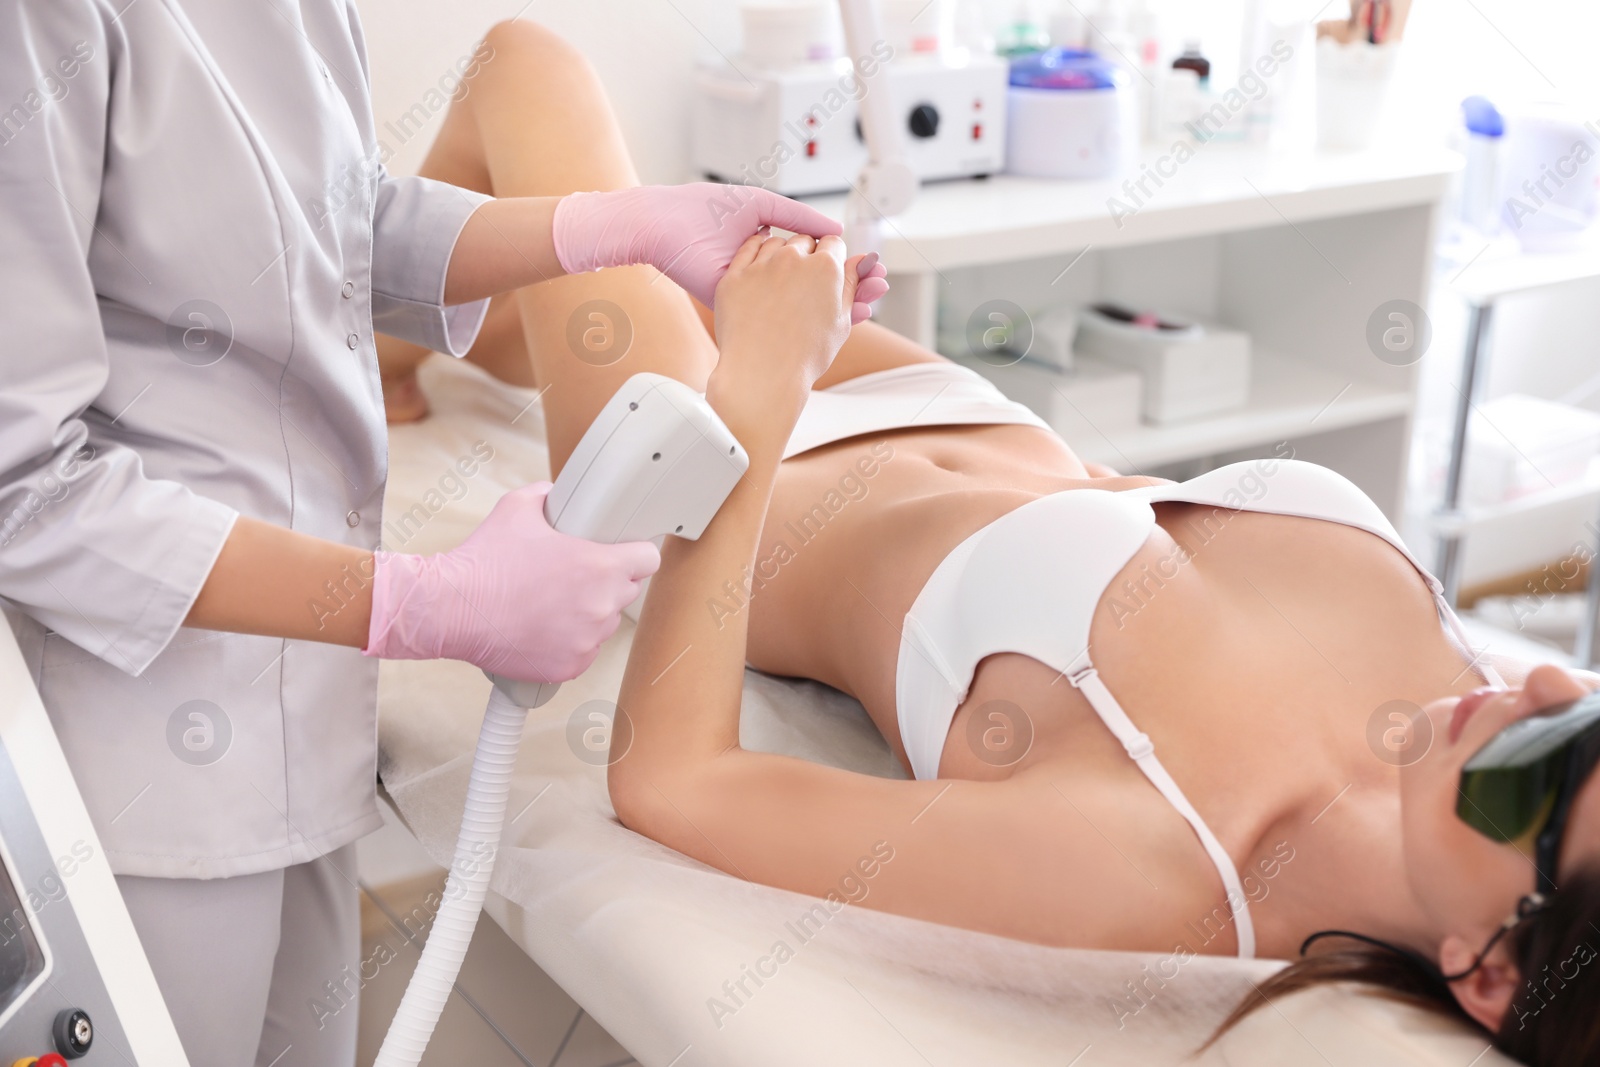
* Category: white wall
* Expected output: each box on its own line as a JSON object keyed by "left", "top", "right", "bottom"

{"left": 357, "top": 0, "right": 1600, "bottom": 178}
{"left": 357, "top": 0, "right": 744, "bottom": 183}
{"left": 356, "top": 0, "right": 1600, "bottom": 409}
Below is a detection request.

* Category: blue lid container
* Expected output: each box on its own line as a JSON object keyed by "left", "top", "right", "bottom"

{"left": 1461, "top": 95, "right": 1505, "bottom": 138}
{"left": 1009, "top": 48, "right": 1127, "bottom": 91}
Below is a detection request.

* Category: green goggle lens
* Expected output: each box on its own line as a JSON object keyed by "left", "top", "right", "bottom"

{"left": 1456, "top": 692, "right": 1600, "bottom": 843}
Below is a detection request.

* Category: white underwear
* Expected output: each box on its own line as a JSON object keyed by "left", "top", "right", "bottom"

{"left": 784, "top": 361, "right": 1049, "bottom": 459}
{"left": 895, "top": 460, "right": 1504, "bottom": 959}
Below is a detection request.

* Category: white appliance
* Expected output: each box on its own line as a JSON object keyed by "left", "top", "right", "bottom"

{"left": 1004, "top": 49, "right": 1131, "bottom": 180}
{"left": 692, "top": 51, "right": 1008, "bottom": 197}
{"left": 0, "top": 616, "right": 189, "bottom": 1065}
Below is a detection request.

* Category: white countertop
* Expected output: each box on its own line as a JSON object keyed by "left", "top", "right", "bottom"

{"left": 1444, "top": 231, "right": 1600, "bottom": 305}
{"left": 803, "top": 142, "right": 1462, "bottom": 271}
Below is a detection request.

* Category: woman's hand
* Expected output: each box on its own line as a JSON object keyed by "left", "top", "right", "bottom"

{"left": 551, "top": 183, "right": 861, "bottom": 311}
{"left": 707, "top": 233, "right": 865, "bottom": 441}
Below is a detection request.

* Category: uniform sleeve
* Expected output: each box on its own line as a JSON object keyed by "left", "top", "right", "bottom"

{"left": 369, "top": 172, "right": 493, "bottom": 357}
{"left": 0, "top": 2, "right": 237, "bottom": 677}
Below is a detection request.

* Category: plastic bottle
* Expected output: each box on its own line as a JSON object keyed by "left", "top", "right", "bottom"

{"left": 995, "top": 1, "right": 1050, "bottom": 57}
{"left": 1460, "top": 96, "right": 1504, "bottom": 234}
{"left": 1048, "top": 6, "right": 1088, "bottom": 50}
{"left": 1128, "top": 0, "right": 1162, "bottom": 142}
{"left": 953, "top": 0, "right": 997, "bottom": 53}
{"left": 1161, "top": 66, "right": 1203, "bottom": 139}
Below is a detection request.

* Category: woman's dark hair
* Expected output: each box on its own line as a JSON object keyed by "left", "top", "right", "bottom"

{"left": 1204, "top": 865, "right": 1600, "bottom": 1065}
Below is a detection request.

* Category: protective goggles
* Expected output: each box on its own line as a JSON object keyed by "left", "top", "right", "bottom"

{"left": 1457, "top": 690, "right": 1600, "bottom": 895}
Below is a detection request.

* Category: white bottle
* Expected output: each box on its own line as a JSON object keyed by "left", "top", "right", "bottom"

{"left": 1087, "top": 0, "right": 1144, "bottom": 155}
{"left": 1048, "top": 4, "right": 1087, "bottom": 50}
{"left": 1128, "top": 0, "right": 1162, "bottom": 142}
{"left": 1239, "top": 0, "right": 1267, "bottom": 142}
{"left": 1161, "top": 66, "right": 1202, "bottom": 140}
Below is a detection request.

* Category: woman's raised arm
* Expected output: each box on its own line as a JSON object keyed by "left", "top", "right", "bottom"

{"left": 605, "top": 235, "right": 1205, "bottom": 949}
{"left": 605, "top": 233, "right": 942, "bottom": 884}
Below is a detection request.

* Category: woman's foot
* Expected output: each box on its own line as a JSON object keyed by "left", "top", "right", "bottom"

{"left": 382, "top": 371, "right": 432, "bottom": 424}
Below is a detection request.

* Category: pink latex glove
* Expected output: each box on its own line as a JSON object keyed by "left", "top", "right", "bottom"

{"left": 364, "top": 483, "right": 660, "bottom": 684}
{"left": 552, "top": 183, "right": 889, "bottom": 323}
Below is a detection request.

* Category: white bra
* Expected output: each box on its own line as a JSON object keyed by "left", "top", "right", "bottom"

{"left": 894, "top": 460, "right": 1503, "bottom": 959}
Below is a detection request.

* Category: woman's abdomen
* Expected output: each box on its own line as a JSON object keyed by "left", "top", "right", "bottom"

{"left": 743, "top": 423, "right": 1087, "bottom": 711}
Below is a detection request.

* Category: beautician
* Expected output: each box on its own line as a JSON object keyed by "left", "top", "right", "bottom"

{"left": 0, "top": 3, "right": 841, "bottom": 1064}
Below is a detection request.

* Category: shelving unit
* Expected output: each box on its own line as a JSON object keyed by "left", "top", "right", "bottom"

{"left": 1433, "top": 237, "right": 1600, "bottom": 665}
{"left": 803, "top": 142, "right": 1461, "bottom": 521}
{"left": 1454, "top": 466, "right": 1600, "bottom": 535}
{"left": 1067, "top": 351, "right": 1414, "bottom": 470}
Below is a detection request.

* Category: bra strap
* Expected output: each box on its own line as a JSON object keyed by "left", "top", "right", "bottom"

{"left": 1067, "top": 658, "right": 1259, "bottom": 959}
{"left": 1433, "top": 589, "right": 1508, "bottom": 689}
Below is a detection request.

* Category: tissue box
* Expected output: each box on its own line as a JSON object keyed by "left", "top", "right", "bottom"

{"left": 1072, "top": 310, "right": 1251, "bottom": 424}
{"left": 1465, "top": 394, "right": 1600, "bottom": 507}
{"left": 952, "top": 354, "right": 1143, "bottom": 441}
{"left": 1028, "top": 304, "right": 1080, "bottom": 372}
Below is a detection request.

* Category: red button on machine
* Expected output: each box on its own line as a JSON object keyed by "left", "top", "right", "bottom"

{"left": 971, "top": 123, "right": 983, "bottom": 140}
{"left": 805, "top": 140, "right": 817, "bottom": 157}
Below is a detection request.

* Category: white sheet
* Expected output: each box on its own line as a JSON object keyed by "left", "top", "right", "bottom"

{"left": 377, "top": 353, "right": 1521, "bottom": 1067}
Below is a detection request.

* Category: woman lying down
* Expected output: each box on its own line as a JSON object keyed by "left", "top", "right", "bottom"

{"left": 376, "top": 21, "right": 1600, "bottom": 1064}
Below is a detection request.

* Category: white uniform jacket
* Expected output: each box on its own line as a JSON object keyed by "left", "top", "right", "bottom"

{"left": 0, "top": 0, "right": 491, "bottom": 877}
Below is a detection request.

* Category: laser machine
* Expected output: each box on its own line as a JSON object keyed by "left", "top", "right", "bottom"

{"left": 377, "top": 4, "right": 913, "bottom": 1059}
{"left": 376, "top": 374, "right": 749, "bottom": 1065}
{"left": 0, "top": 619, "right": 190, "bottom": 1065}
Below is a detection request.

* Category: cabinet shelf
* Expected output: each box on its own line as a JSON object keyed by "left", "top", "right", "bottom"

{"left": 980, "top": 352, "right": 1413, "bottom": 470}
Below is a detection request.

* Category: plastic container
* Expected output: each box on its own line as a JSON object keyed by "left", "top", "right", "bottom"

{"left": 1314, "top": 36, "right": 1399, "bottom": 151}
{"left": 740, "top": 3, "right": 837, "bottom": 68}
{"left": 1499, "top": 102, "right": 1600, "bottom": 252}
{"left": 1465, "top": 395, "right": 1600, "bottom": 507}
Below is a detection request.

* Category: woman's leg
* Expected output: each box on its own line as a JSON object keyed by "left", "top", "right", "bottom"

{"left": 377, "top": 20, "right": 718, "bottom": 468}
{"left": 374, "top": 75, "right": 527, "bottom": 423}
{"left": 379, "top": 20, "right": 952, "bottom": 459}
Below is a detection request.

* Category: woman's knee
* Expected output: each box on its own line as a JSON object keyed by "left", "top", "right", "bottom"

{"left": 476, "top": 19, "right": 596, "bottom": 86}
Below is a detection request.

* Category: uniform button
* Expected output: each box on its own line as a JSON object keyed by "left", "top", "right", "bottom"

{"left": 346, "top": 511, "right": 361, "bottom": 527}
{"left": 346, "top": 333, "right": 359, "bottom": 349}
{"left": 319, "top": 63, "right": 331, "bottom": 82}
{"left": 341, "top": 280, "right": 355, "bottom": 299}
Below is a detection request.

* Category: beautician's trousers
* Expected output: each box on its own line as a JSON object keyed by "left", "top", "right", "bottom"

{"left": 116, "top": 844, "right": 361, "bottom": 1067}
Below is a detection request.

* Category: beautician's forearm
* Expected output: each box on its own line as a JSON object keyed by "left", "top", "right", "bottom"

{"left": 184, "top": 516, "right": 373, "bottom": 648}
{"left": 443, "top": 196, "right": 566, "bottom": 305}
